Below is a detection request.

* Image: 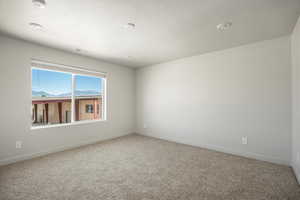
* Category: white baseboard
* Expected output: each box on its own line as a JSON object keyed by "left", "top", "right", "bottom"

{"left": 292, "top": 164, "right": 300, "bottom": 185}
{"left": 0, "top": 132, "right": 133, "bottom": 167}
{"left": 0, "top": 132, "right": 291, "bottom": 169}
{"left": 138, "top": 132, "right": 290, "bottom": 166}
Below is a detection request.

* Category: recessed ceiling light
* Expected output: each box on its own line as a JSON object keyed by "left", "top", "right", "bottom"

{"left": 32, "top": 0, "right": 47, "bottom": 8}
{"left": 216, "top": 22, "right": 232, "bottom": 31}
{"left": 123, "top": 23, "right": 135, "bottom": 29}
{"left": 29, "top": 23, "right": 44, "bottom": 31}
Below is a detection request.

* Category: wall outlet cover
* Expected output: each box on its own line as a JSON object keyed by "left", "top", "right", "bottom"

{"left": 242, "top": 137, "right": 248, "bottom": 145}
{"left": 16, "top": 141, "right": 22, "bottom": 149}
{"left": 143, "top": 124, "right": 148, "bottom": 129}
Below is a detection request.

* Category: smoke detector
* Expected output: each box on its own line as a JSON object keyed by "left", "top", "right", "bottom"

{"left": 29, "top": 23, "right": 44, "bottom": 31}
{"left": 216, "top": 22, "right": 232, "bottom": 31}
{"left": 32, "top": 0, "right": 47, "bottom": 8}
{"left": 123, "top": 23, "right": 136, "bottom": 29}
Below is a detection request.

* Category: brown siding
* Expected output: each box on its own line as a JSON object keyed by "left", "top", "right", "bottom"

{"left": 32, "top": 96, "right": 102, "bottom": 125}
{"left": 77, "top": 98, "right": 101, "bottom": 121}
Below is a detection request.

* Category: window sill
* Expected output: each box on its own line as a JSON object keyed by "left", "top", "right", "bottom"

{"left": 30, "top": 119, "right": 107, "bottom": 130}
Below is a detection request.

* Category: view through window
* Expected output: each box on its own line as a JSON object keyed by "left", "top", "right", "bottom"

{"left": 74, "top": 75, "right": 103, "bottom": 122}
{"left": 31, "top": 66, "right": 105, "bottom": 127}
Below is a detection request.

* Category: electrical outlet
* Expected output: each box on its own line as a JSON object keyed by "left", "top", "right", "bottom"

{"left": 143, "top": 123, "right": 148, "bottom": 129}
{"left": 242, "top": 137, "right": 248, "bottom": 145}
{"left": 16, "top": 141, "right": 22, "bottom": 149}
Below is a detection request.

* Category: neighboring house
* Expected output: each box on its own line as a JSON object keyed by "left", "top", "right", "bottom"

{"left": 32, "top": 95, "right": 102, "bottom": 125}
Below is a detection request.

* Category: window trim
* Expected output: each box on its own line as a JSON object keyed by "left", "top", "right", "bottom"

{"left": 30, "top": 60, "right": 107, "bottom": 130}
{"left": 31, "top": 59, "right": 107, "bottom": 77}
{"left": 31, "top": 119, "right": 107, "bottom": 130}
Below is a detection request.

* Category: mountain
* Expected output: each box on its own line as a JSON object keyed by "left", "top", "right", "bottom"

{"left": 32, "top": 91, "right": 53, "bottom": 97}
{"left": 76, "top": 90, "right": 101, "bottom": 96}
{"left": 57, "top": 90, "right": 101, "bottom": 97}
{"left": 32, "top": 90, "right": 101, "bottom": 97}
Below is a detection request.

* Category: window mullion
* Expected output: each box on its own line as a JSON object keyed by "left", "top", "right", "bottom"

{"left": 71, "top": 74, "right": 75, "bottom": 123}
{"left": 102, "top": 78, "right": 106, "bottom": 120}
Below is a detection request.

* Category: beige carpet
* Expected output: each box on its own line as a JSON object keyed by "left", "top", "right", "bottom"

{"left": 0, "top": 134, "right": 299, "bottom": 200}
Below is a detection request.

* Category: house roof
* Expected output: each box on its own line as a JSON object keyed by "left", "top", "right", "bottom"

{"left": 32, "top": 95, "right": 101, "bottom": 104}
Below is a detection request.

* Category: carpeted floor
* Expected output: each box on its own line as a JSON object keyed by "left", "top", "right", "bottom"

{"left": 0, "top": 134, "right": 299, "bottom": 200}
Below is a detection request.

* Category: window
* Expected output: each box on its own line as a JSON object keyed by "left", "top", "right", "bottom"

{"left": 31, "top": 61, "right": 106, "bottom": 128}
{"left": 74, "top": 74, "right": 103, "bottom": 122}
{"left": 85, "top": 105, "right": 94, "bottom": 113}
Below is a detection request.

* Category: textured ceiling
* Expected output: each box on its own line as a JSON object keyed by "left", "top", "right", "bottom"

{"left": 0, "top": 0, "right": 299, "bottom": 68}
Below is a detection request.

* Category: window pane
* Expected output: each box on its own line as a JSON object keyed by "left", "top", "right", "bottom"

{"left": 32, "top": 68, "right": 72, "bottom": 126}
{"left": 74, "top": 75, "right": 103, "bottom": 121}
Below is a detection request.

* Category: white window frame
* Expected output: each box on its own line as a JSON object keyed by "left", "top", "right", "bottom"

{"left": 30, "top": 59, "right": 107, "bottom": 130}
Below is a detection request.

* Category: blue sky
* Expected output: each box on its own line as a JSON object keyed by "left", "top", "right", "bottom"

{"left": 32, "top": 69, "right": 102, "bottom": 95}
{"left": 75, "top": 75, "right": 102, "bottom": 92}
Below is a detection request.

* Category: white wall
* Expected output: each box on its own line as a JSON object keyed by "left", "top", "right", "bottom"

{"left": 0, "top": 34, "right": 136, "bottom": 165}
{"left": 0, "top": 32, "right": 294, "bottom": 169}
{"left": 292, "top": 16, "right": 300, "bottom": 183}
{"left": 136, "top": 36, "right": 292, "bottom": 165}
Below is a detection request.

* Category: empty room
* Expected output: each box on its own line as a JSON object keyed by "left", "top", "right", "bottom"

{"left": 1, "top": 0, "right": 300, "bottom": 199}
